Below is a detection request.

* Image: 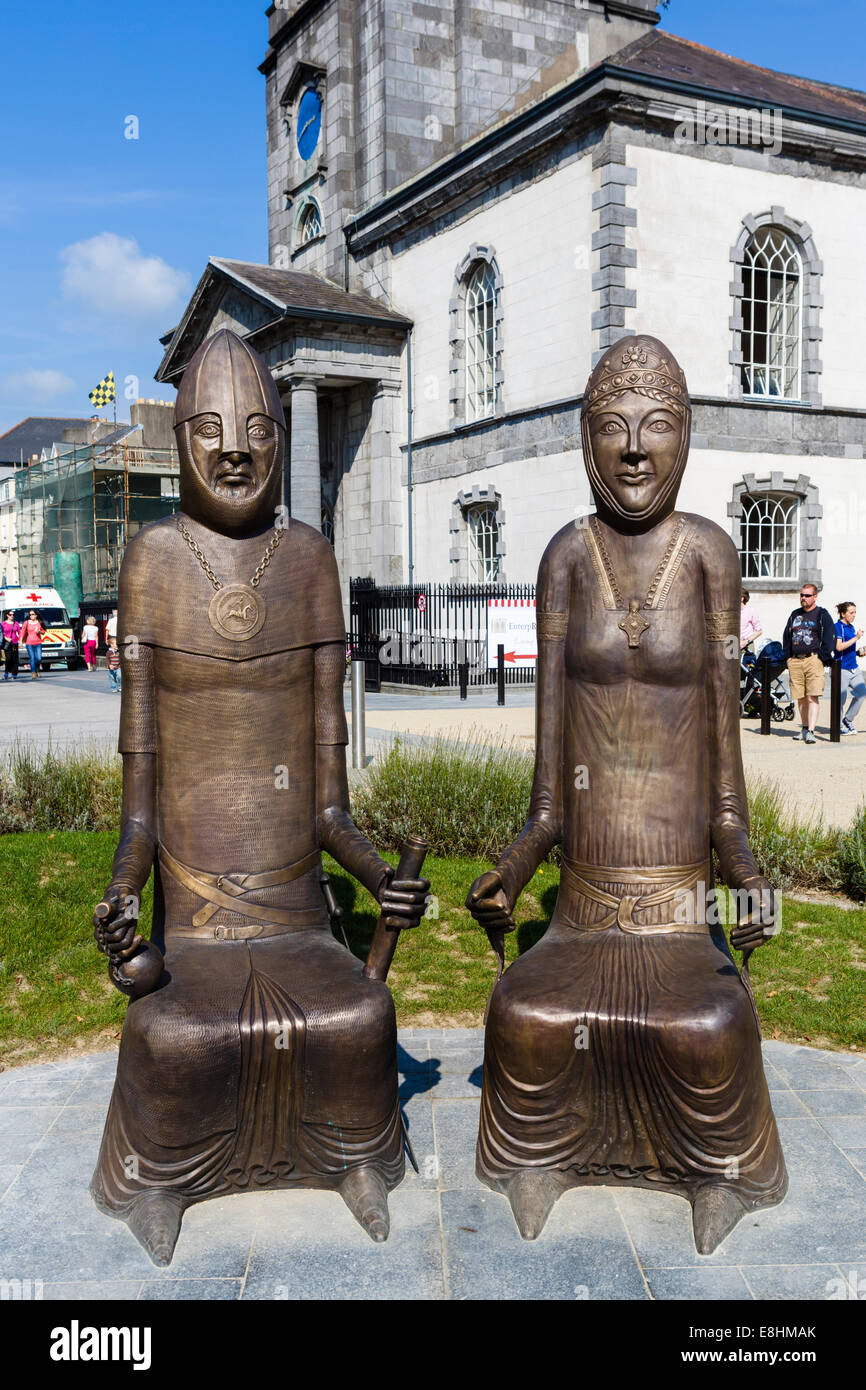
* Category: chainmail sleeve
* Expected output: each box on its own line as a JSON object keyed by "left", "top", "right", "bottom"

{"left": 314, "top": 642, "right": 349, "bottom": 745}
{"left": 118, "top": 641, "right": 156, "bottom": 754}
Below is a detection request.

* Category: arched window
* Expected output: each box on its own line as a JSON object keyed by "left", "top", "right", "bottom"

{"left": 465, "top": 263, "right": 497, "bottom": 422}
{"left": 467, "top": 504, "right": 500, "bottom": 582}
{"left": 731, "top": 211, "right": 822, "bottom": 405}
{"left": 740, "top": 493, "right": 799, "bottom": 580}
{"left": 740, "top": 227, "right": 801, "bottom": 399}
{"left": 449, "top": 246, "right": 503, "bottom": 428}
{"left": 450, "top": 484, "right": 505, "bottom": 581}
{"left": 298, "top": 200, "right": 322, "bottom": 244}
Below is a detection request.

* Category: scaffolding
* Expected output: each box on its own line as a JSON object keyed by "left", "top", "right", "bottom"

{"left": 15, "top": 437, "right": 180, "bottom": 604}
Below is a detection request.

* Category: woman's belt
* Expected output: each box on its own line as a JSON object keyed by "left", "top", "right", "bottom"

{"left": 560, "top": 858, "right": 711, "bottom": 934}
{"left": 160, "top": 846, "right": 321, "bottom": 939}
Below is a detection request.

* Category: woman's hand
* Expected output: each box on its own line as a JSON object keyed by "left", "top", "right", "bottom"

{"left": 466, "top": 870, "right": 516, "bottom": 935}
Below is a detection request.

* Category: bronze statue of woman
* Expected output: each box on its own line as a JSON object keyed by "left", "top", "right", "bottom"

{"left": 466, "top": 335, "right": 787, "bottom": 1254}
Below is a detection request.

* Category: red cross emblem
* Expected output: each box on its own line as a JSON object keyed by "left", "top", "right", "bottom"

{"left": 25, "top": 592, "right": 42, "bottom": 602}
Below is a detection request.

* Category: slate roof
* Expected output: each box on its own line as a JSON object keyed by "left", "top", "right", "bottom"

{"left": 0, "top": 417, "right": 93, "bottom": 465}
{"left": 609, "top": 30, "right": 866, "bottom": 126}
{"left": 211, "top": 259, "right": 411, "bottom": 326}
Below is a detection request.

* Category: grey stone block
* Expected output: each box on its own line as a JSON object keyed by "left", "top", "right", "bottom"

{"left": 441, "top": 1187, "right": 649, "bottom": 1301}
{"left": 644, "top": 1265, "right": 752, "bottom": 1300}
{"left": 241, "top": 1190, "right": 444, "bottom": 1301}
{"left": 592, "top": 307, "right": 628, "bottom": 331}
{"left": 742, "top": 1263, "right": 851, "bottom": 1300}
{"left": 597, "top": 205, "right": 637, "bottom": 227}
{"left": 599, "top": 245, "right": 637, "bottom": 269}
{"left": 141, "top": 1279, "right": 241, "bottom": 1300}
{"left": 41, "top": 1281, "right": 144, "bottom": 1301}
{"left": 592, "top": 185, "right": 628, "bottom": 209}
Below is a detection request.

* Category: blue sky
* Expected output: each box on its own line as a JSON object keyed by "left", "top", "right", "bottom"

{"left": 0, "top": 0, "right": 863, "bottom": 438}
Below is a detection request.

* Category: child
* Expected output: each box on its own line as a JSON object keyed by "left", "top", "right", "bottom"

{"left": 106, "top": 639, "right": 121, "bottom": 693}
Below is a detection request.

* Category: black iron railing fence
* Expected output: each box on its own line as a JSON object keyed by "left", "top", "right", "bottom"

{"left": 349, "top": 577, "right": 537, "bottom": 690}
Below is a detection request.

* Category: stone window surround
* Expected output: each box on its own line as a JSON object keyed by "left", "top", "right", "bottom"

{"left": 449, "top": 245, "right": 504, "bottom": 432}
{"left": 729, "top": 208, "right": 824, "bottom": 407}
{"left": 292, "top": 195, "right": 325, "bottom": 258}
{"left": 449, "top": 482, "right": 506, "bottom": 582}
{"left": 727, "top": 470, "right": 822, "bottom": 592}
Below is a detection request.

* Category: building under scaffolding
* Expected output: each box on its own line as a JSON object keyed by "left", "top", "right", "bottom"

{"left": 15, "top": 433, "right": 179, "bottom": 607}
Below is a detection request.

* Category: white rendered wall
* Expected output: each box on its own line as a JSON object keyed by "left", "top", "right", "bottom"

{"left": 391, "top": 153, "right": 595, "bottom": 442}
{"left": 629, "top": 144, "right": 866, "bottom": 409}
{"left": 411, "top": 443, "right": 866, "bottom": 643}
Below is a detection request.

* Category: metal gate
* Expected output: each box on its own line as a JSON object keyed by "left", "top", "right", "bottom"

{"left": 349, "top": 578, "right": 536, "bottom": 691}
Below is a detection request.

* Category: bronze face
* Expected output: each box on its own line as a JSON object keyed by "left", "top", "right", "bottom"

{"left": 587, "top": 398, "right": 684, "bottom": 520}
{"left": 580, "top": 334, "right": 691, "bottom": 533}
{"left": 174, "top": 329, "right": 285, "bottom": 537}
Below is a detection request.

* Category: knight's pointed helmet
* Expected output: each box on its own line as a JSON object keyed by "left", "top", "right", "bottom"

{"left": 174, "top": 329, "right": 285, "bottom": 535}
{"left": 580, "top": 334, "right": 692, "bottom": 530}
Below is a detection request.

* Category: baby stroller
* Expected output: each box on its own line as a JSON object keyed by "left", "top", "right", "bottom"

{"left": 740, "top": 640, "right": 795, "bottom": 721}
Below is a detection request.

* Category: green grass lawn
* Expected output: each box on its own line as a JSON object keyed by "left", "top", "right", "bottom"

{"left": 0, "top": 832, "right": 863, "bottom": 1067}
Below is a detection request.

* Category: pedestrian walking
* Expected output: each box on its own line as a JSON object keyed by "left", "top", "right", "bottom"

{"left": 834, "top": 602, "right": 866, "bottom": 735}
{"left": 21, "top": 609, "right": 46, "bottom": 680}
{"left": 81, "top": 614, "right": 98, "bottom": 671}
{"left": 740, "top": 587, "right": 763, "bottom": 651}
{"left": 1, "top": 610, "right": 21, "bottom": 680}
{"left": 106, "top": 608, "right": 118, "bottom": 641}
{"left": 782, "top": 583, "right": 836, "bottom": 743}
{"left": 106, "top": 638, "right": 121, "bottom": 694}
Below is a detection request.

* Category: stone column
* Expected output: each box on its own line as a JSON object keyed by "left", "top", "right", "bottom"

{"left": 369, "top": 381, "right": 404, "bottom": 585}
{"left": 289, "top": 376, "right": 321, "bottom": 529}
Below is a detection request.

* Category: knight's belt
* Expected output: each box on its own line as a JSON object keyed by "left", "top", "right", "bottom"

{"left": 160, "top": 846, "right": 321, "bottom": 939}
{"left": 560, "top": 858, "right": 711, "bottom": 934}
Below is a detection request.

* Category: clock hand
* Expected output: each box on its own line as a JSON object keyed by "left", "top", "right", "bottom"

{"left": 299, "top": 115, "right": 317, "bottom": 139}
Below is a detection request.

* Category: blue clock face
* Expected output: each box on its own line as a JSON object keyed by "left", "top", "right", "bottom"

{"left": 296, "top": 88, "right": 322, "bottom": 161}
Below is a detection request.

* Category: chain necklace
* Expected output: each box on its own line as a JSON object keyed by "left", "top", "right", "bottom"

{"left": 176, "top": 516, "right": 282, "bottom": 641}
{"left": 585, "top": 515, "right": 693, "bottom": 648}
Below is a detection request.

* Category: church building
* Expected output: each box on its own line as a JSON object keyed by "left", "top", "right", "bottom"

{"left": 156, "top": 0, "right": 866, "bottom": 640}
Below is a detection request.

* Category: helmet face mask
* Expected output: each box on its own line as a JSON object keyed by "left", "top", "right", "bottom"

{"left": 580, "top": 335, "right": 691, "bottom": 533}
{"left": 174, "top": 330, "right": 285, "bottom": 537}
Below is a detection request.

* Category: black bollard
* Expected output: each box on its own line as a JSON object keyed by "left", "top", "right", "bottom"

{"left": 497, "top": 643, "right": 505, "bottom": 707}
{"left": 830, "top": 659, "right": 842, "bottom": 743}
{"left": 760, "top": 655, "right": 772, "bottom": 735}
{"left": 459, "top": 662, "right": 468, "bottom": 700}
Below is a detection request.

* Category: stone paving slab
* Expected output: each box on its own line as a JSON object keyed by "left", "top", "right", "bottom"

{"left": 0, "top": 1032, "right": 864, "bottom": 1301}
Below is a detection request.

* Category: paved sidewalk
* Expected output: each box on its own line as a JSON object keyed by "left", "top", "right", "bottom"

{"left": 5, "top": 672, "right": 866, "bottom": 827}
{"left": 0, "top": 1032, "right": 864, "bottom": 1300}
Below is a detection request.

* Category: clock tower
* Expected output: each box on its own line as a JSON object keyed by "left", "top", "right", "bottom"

{"left": 260, "top": 1, "right": 661, "bottom": 291}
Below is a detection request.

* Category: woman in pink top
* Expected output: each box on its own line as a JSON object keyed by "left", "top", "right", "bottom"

{"left": 21, "top": 610, "right": 46, "bottom": 679}
{"left": 740, "top": 588, "right": 763, "bottom": 651}
{"left": 2, "top": 610, "right": 21, "bottom": 680}
{"left": 81, "top": 615, "right": 98, "bottom": 671}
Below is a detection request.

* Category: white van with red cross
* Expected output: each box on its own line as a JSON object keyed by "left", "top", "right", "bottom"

{"left": 0, "top": 585, "right": 78, "bottom": 670}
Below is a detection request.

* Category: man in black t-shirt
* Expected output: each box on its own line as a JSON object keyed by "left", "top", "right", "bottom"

{"left": 782, "top": 583, "right": 836, "bottom": 743}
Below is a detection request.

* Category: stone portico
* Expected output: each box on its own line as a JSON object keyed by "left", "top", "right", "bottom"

{"left": 155, "top": 257, "right": 411, "bottom": 591}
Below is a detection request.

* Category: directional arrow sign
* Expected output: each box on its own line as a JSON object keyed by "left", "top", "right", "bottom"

{"left": 487, "top": 597, "right": 537, "bottom": 669}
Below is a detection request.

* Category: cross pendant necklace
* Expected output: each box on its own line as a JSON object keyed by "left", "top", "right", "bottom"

{"left": 587, "top": 516, "right": 689, "bottom": 649}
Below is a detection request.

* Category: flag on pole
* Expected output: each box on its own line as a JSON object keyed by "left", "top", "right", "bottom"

{"left": 88, "top": 371, "right": 115, "bottom": 407}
